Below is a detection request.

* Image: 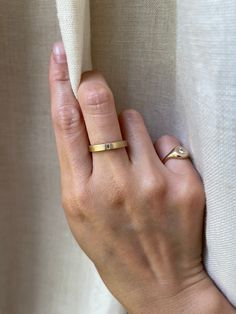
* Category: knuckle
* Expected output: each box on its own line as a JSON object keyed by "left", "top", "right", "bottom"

{"left": 62, "top": 188, "right": 88, "bottom": 219}
{"left": 52, "top": 104, "right": 81, "bottom": 134}
{"left": 62, "top": 192, "right": 78, "bottom": 216}
{"left": 81, "top": 84, "right": 114, "bottom": 115}
{"left": 175, "top": 176, "right": 205, "bottom": 208}
{"left": 141, "top": 175, "right": 167, "bottom": 200}
{"left": 50, "top": 67, "right": 69, "bottom": 82}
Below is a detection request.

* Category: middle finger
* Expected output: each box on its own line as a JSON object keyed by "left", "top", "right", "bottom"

{"left": 77, "top": 71, "right": 129, "bottom": 168}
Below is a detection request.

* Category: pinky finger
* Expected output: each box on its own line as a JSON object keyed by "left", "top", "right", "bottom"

{"left": 154, "top": 135, "right": 196, "bottom": 176}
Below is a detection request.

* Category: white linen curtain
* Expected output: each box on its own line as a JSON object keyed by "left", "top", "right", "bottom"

{"left": 0, "top": 0, "right": 235, "bottom": 313}
{"left": 56, "top": 0, "right": 236, "bottom": 312}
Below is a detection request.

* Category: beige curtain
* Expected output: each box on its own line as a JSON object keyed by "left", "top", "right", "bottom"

{"left": 0, "top": 1, "right": 115, "bottom": 314}
{"left": 0, "top": 0, "right": 235, "bottom": 313}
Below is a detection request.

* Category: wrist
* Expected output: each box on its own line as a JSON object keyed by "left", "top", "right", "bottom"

{"left": 167, "top": 276, "right": 235, "bottom": 314}
{"left": 129, "top": 274, "right": 235, "bottom": 314}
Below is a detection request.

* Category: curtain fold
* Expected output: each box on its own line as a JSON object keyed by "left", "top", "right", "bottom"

{"left": 56, "top": 0, "right": 92, "bottom": 95}
{"left": 56, "top": 0, "right": 236, "bottom": 311}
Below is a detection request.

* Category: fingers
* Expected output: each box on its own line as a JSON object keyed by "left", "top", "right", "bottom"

{"left": 154, "top": 135, "right": 195, "bottom": 176}
{"left": 119, "top": 110, "right": 165, "bottom": 172}
{"left": 49, "top": 42, "right": 92, "bottom": 182}
{"left": 77, "top": 71, "right": 129, "bottom": 166}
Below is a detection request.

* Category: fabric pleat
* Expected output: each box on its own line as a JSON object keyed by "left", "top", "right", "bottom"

{"left": 56, "top": 0, "right": 92, "bottom": 95}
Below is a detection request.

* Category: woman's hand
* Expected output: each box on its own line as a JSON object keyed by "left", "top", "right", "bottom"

{"left": 49, "top": 42, "right": 235, "bottom": 314}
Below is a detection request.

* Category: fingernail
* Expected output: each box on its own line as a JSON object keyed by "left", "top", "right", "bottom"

{"left": 53, "top": 42, "right": 67, "bottom": 64}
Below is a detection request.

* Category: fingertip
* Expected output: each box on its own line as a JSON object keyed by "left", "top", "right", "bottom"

{"left": 49, "top": 41, "right": 78, "bottom": 129}
{"left": 77, "top": 71, "right": 110, "bottom": 100}
{"left": 80, "top": 70, "right": 107, "bottom": 85}
{"left": 52, "top": 41, "right": 67, "bottom": 64}
{"left": 119, "top": 109, "right": 158, "bottom": 165}
{"left": 49, "top": 40, "right": 76, "bottom": 108}
{"left": 49, "top": 41, "right": 69, "bottom": 84}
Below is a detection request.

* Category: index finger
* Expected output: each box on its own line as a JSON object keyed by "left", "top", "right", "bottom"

{"left": 49, "top": 42, "right": 92, "bottom": 183}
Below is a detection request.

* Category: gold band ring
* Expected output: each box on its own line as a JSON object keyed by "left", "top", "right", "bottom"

{"left": 89, "top": 140, "right": 128, "bottom": 153}
{"left": 162, "top": 145, "right": 190, "bottom": 164}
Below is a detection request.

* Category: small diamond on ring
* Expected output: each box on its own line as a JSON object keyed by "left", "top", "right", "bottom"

{"left": 105, "top": 144, "right": 112, "bottom": 150}
{"left": 178, "top": 147, "right": 185, "bottom": 154}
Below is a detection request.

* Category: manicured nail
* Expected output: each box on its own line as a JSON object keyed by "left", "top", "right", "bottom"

{"left": 53, "top": 42, "right": 67, "bottom": 64}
